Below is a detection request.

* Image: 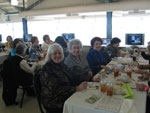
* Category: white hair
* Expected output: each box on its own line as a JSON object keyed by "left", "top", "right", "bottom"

{"left": 45, "top": 43, "right": 64, "bottom": 63}
{"left": 68, "top": 39, "right": 82, "bottom": 52}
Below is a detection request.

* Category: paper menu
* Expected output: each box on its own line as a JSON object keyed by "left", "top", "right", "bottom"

{"left": 96, "top": 96, "right": 123, "bottom": 113}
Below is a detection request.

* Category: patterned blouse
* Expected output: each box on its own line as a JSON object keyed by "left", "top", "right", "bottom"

{"left": 40, "top": 60, "right": 76, "bottom": 109}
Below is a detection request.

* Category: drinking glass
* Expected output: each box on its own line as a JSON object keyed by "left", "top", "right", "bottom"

{"left": 100, "top": 79, "right": 107, "bottom": 93}
{"left": 127, "top": 70, "right": 132, "bottom": 78}
{"left": 114, "top": 68, "right": 119, "bottom": 78}
{"left": 107, "top": 83, "right": 113, "bottom": 96}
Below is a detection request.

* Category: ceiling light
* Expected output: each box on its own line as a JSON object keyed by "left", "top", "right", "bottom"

{"left": 33, "top": 14, "right": 67, "bottom": 19}
{"left": 79, "top": 12, "right": 106, "bottom": 16}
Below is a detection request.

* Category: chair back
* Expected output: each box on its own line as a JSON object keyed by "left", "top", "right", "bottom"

{"left": 2, "top": 57, "right": 18, "bottom": 106}
{"left": 33, "top": 69, "right": 45, "bottom": 113}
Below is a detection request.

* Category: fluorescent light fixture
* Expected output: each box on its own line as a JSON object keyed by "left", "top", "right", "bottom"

{"left": 0, "top": 2, "right": 10, "bottom": 6}
{"left": 11, "top": 0, "right": 18, "bottom": 6}
{"left": 79, "top": 12, "right": 106, "bottom": 16}
{"left": 33, "top": 14, "right": 67, "bottom": 19}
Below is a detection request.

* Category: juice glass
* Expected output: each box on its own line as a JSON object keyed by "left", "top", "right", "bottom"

{"left": 100, "top": 80, "right": 107, "bottom": 92}
{"left": 107, "top": 83, "right": 113, "bottom": 96}
{"left": 127, "top": 70, "right": 132, "bottom": 78}
{"left": 114, "top": 68, "right": 119, "bottom": 78}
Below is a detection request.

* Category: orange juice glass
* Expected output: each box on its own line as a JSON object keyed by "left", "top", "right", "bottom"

{"left": 107, "top": 83, "right": 113, "bottom": 96}
{"left": 100, "top": 80, "right": 107, "bottom": 92}
{"left": 127, "top": 70, "right": 132, "bottom": 78}
{"left": 114, "top": 69, "right": 119, "bottom": 78}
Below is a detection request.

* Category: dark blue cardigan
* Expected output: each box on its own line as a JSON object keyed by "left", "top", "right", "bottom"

{"left": 87, "top": 49, "right": 107, "bottom": 75}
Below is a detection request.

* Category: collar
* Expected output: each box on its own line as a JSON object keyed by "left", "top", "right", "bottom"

{"left": 16, "top": 54, "right": 24, "bottom": 58}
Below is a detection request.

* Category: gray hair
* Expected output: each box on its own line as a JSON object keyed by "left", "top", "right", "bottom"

{"left": 45, "top": 43, "right": 64, "bottom": 63}
{"left": 15, "top": 44, "right": 27, "bottom": 55}
{"left": 68, "top": 39, "right": 82, "bottom": 52}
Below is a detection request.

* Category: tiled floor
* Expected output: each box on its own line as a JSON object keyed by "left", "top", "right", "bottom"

{"left": 0, "top": 81, "right": 42, "bottom": 113}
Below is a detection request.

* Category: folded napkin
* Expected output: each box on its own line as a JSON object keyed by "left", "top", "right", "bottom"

{"left": 85, "top": 95, "right": 100, "bottom": 104}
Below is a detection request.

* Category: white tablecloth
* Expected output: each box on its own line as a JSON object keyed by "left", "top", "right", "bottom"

{"left": 0, "top": 52, "right": 8, "bottom": 64}
{"left": 63, "top": 83, "right": 146, "bottom": 113}
{"left": 63, "top": 56, "right": 147, "bottom": 113}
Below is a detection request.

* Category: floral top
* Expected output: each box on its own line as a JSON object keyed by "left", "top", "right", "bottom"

{"left": 29, "top": 45, "right": 42, "bottom": 61}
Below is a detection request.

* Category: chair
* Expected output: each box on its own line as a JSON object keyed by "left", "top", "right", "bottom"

{"left": 2, "top": 57, "right": 34, "bottom": 108}
{"left": 33, "top": 69, "right": 45, "bottom": 113}
{"left": 19, "top": 85, "right": 34, "bottom": 108}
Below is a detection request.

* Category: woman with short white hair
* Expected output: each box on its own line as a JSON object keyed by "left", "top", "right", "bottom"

{"left": 64, "top": 39, "right": 92, "bottom": 86}
{"left": 40, "top": 43, "right": 87, "bottom": 113}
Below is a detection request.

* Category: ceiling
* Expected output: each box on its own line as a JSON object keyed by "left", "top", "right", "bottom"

{"left": 0, "top": 0, "right": 150, "bottom": 22}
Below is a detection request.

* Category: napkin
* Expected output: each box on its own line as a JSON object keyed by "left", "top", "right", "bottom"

{"left": 85, "top": 95, "right": 100, "bottom": 104}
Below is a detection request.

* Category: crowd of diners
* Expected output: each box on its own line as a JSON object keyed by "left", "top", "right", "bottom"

{"left": 1, "top": 35, "right": 150, "bottom": 113}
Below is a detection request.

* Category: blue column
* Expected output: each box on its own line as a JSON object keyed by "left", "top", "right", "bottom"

{"left": 106, "top": 12, "right": 112, "bottom": 39}
{"left": 22, "top": 18, "right": 28, "bottom": 39}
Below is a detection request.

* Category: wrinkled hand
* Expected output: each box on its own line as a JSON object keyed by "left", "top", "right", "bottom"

{"left": 76, "top": 82, "right": 87, "bottom": 91}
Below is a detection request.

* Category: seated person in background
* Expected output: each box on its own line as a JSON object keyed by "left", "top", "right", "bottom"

{"left": 64, "top": 39, "right": 92, "bottom": 85}
{"left": 104, "top": 37, "right": 121, "bottom": 62}
{"left": 3, "top": 44, "right": 37, "bottom": 105}
{"left": 87, "top": 37, "right": 109, "bottom": 75}
{"left": 140, "top": 50, "right": 150, "bottom": 65}
{"left": 12, "top": 44, "right": 38, "bottom": 75}
{"left": 41, "top": 34, "right": 53, "bottom": 52}
{"left": 55, "top": 36, "right": 69, "bottom": 58}
{"left": 0, "top": 41, "right": 4, "bottom": 52}
{"left": 29, "top": 36, "right": 42, "bottom": 61}
{"left": 40, "top": 43, "right": 87, "bottom": 113}
{"left": 5, "top": 35, "right": 13, "bottom": 52}
{"left": 141, "top": 51, "right": 150, "bottom": 61}
{"left": 11, "top": 38, "right": 23, "bottom": 56}
{"left": 146, "top": 41, "right": 150, "bottom": 54}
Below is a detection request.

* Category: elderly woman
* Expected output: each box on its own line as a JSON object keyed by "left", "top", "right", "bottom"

{"left": 29, "top": 36, "right": 42, "bottom": 61}
{"left": 64, "top": 39, "right": 92, "bottom": 85}
{"left": 3, "top": 44, "right": 37, "bottom": 106}
{"left": 87, "top": 37, "right": 108, "bottom": 75}
{"left": 146, "top": 41, "right": 150, "bottom": 54}
{"left": 41, "top": 34, "right": 53, "bottom": 52}
{"left": 40, "top": 43, "right": 87, "bottom": 113}
{"left": 104, "top": 37, "right": 121, "bottom": 62}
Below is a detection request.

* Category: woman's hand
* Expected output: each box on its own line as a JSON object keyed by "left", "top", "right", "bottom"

{"left": 24, "top": 55, "right": 29, "bottom": 61}
{"left": 76, "top": 82, "right": 87, "bottom": 91}
{"left": 101, "top": 65, "right": 110, "bottom": 70}
{"left": 88, "top": 71, "right": 93, "bottom": 77}
{"left": 93, "top": 75, "right": 101, "bottom": 82}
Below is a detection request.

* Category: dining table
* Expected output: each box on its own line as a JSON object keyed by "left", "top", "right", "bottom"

{"left": 0, "top": 52, "right": 9, "bottom": 64}
{"left": 63, "top": 55, "right": 148, "bottom": 113}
